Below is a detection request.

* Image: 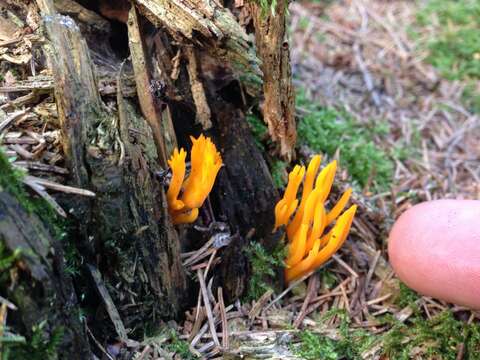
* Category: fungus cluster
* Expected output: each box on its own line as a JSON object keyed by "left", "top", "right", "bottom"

{"left": 167, "top": 135, "right": 222, "bottom": 224}
{"left": 274, "top": 155, "right": 357, "bottom": 283}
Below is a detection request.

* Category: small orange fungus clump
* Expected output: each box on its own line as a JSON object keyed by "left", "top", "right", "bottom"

{"left": 167, "top": 135, "right": 222, "bottom": 225}
{"left": 274, "top": 155, "right": 357, "bottom": 283}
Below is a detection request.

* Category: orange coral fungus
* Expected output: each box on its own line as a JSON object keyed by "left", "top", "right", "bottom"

{"left": 166, "top": 135, "right": 222, "bottom": 224}
{"left": 274, "top": 155, "right": 356, "bottom": 283}
{"left": 167, "top": 148, "right": 187, "bottom": 211}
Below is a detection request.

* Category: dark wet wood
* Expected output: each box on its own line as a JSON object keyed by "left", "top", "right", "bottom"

{"left": 0, "top": 192, "right": 93, "bottom": 359}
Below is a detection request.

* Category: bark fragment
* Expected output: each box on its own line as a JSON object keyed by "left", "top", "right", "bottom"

{"left": 251, "top": 2, "right": 297, "bottom": 160}
{"left": 133, "top": 0, "right": 262, "bottom": 96}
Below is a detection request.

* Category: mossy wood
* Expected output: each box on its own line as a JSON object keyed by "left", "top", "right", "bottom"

{"left": 0, "top": 192, "right": 93, "bottom": 359}
{"left": 208, "top": 95, "right": 282, "bottom": 300}
{"left": 134, "top": 0, "right": 262, "bottom": 96}
{"left": 35, "top": 0, "right": 187, "bottom": 334}
{"left": 2, "top": 0, "right": 295, "bottom": 353}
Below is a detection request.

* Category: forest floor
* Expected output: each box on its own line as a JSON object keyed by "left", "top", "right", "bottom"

{"left": 1, "top": 0, "right": 479, "bottom": 359}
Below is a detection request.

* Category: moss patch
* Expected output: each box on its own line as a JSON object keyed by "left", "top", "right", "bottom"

{"left": 1, "top": 322, "right": 64, "bottom": 360}
{"left": 296, "top": 91, "right": 394, "bottom": 191}
{"left": 414, "top": 0, "right": 480, "bottom": 114}
{"left": 244, "top": 241, "right": 286, "bottom": 302}
{"left": 381, "top": 310, "right": 480, "bottom": 360}
{"left": 416, "top": 0, "right": 480, "bottom": 81}
{"left": 295, "top": 310, "right": 376, "bottom": 360}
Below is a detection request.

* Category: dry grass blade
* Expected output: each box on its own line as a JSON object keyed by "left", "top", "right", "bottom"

{"left": 0, "top": 109, "right": 30, "bottom": 133}
{"left": 24, "top": 175, "right": 95, "bottom": 196}
{"left": 197, "top": 268, "right": 221, "bottom": 348}
{"left": 293, "top": 275, "right": 318, "bottom": 328}
{"left": 23, "top": 177, "right": 67, "bottom": 217}
{"left": 0, "top": 295, "right": 17, "bottom": 311}
{"left": 217, "top": 287, "right": 229, "bottom": 350}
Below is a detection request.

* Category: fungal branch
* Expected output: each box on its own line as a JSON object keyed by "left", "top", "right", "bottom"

{"left": 274, "top": 155, "right": 357, "bottom": 283}
{"left": 167, "top": 135, "right": 223, "bottom": 225}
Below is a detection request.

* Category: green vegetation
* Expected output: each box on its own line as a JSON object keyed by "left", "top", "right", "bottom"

{"left": 270, "top": 159, "right": 287, "bottom": 188}
{"left": 416, "top": 0, "right": 480, "bottom": 81}
{"left": 415, "top": 0, "right": 480, "bottom": 113}
{"left": 0, "top": 149, "right": 70, "bottom": 359}
{"left": 247, "top": 93, "right": 394, "bottom": 191}
{"left": 246, "top": 114, "right": 268, "bottom": 152}
{"left": 1, "top": 322, "right": 64, "bottom": 360}
{"left": 395, "top": 282, "right": 420, "bottom": 309}
{"left": 244, "top": 242, "right": 286, "bottom": 302}
{"left": 296, "top": 91, "right": 394, "bottom": 191}
{"left": 164, "top": 330, "right": 198, "bottom": 359}
{"left": 295, "top": 310, "right": 376, "bottom": 360}
{"left": 462, "top": 82, "right": 480, "bottom": 114}
{"left": 381, "top": 311, "right": 480, "bottom": 360}
{"left": 295, "top": 307, "right": 480, "bottom": 360}
{"left": 257, "top": 0, "right": 278, "bottom": 16}
{"left": 0, "top": 148, "right": 66, "bottom": 236}
{"left": 0, "top": 149, "right": 32, "bottom": 211}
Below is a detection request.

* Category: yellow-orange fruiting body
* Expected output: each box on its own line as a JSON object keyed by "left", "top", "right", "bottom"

{"left": 326, "top": 188, "right": 352, "bottom": 226}
{"left": 309, "top": 205, "right": 357, "bottom": 270}
{"left": 306, "top": 202, "right": 326, "bottom": 251}
{"left": 285, "top": 223, "right": 308, "bottom": 267}
{"left": 285, "top": 237, "right": 321, "bottom": 283}
{"left": 182, "top": 135, "right": 222, "bottom": 209}
{"left": 273, "top": 155, "right": 357, "bottom": 283}
{"left": 166, "top": 135, "right": 222, "bottom": 225}
{"left": 167, "top": 148, "right": 187, "bottom": 211}
{"left": 172, "top": 208, "right": 199, "bottom": 225}
{"left": 286, "top": 155, "right": 321, "bottom": 238}
{"left": 273, "top": 165, "right": 305, "bottom": 230}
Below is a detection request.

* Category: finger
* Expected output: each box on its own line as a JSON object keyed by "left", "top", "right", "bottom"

{"left": 388, "top": 199, "right": 480, "bottom": 309}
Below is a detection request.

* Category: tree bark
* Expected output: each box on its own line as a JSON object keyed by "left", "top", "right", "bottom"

{"left": 251, "top": 1, "right": 297, "bottom": 160}
{"left": 36, "top": 0, "right": 187, "bottom": 336}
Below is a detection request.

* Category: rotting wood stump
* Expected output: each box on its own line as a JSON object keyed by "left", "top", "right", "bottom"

{"left": 1, "top": 0, "right": 296, "bottom": 354}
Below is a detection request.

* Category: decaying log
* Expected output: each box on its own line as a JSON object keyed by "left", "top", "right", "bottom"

{"left": 133, "top": 0, "right": 262, "bottom": 96}
{"left": 36, "top": 0, "right": 186, "bottom": 336}
{"left": 251, "top": 2, "right": 297, "bottom": 160}
{"left": 127, "top": 5, "right": 171, "bottom": 166}
{"left": 185, "top": 46, "right": 212, "bottom": 130}
{"left": 54, "top": 0, "right": 111, "bottom": 35}
{"left": 0, "top": 191, "right": 93, "bottom": 359}
{"left": 116, "top": 69, "right": 187, "bottom": 320}
{"left": 208, "top": 95, "right": 281, "bottom": 300}
{"left": 0, "top": 74, "right": 137, "bottom": 97}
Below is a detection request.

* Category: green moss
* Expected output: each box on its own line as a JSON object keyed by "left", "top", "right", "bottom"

{"left": 256, "top": 0, "right": 278, "bottom": 16}
{"left": 1, "top": 321, "right": 64, "bottom": 360}
{"left": 164, "top": 330, "right": 198, "bottom": 359}
{"left": 270, "top": 160, "right": 287, "bottom": 188}
{"left": 244, "top": 242, "right": 286, "bottom": 302}
{"left": 294, "top": 296, "right": 480, "bottom": 359}
{"left": 246, "top": 114, "right": 268, "bottom": 152}
{"left": 426, "top": 29, "right": 480, "bottom": 80}
{"left": 0, "top": 148, "right": 32, "bottom": 211}
{"left": 296, "top": 91, "right": 394, "bottom": 191}
{"left": 0, "top": 148, "right": 66, "bottom": 238}
{"left": 395, "top": 282, "right": 420, "bottom": 309}
{"left": 295, "top": 310, "right": 376, "bottom": 360}
{"left": 381, "top": 311, "right": 479, "bottom": 360}
{"left": 0, "top": 151, "right": 72, "bottom": 360}
{"left": 0, "top": 242, "right": 21, "bottom": 285}
{"left": 414, "top": 0, "right": 480, "bottom": 113}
